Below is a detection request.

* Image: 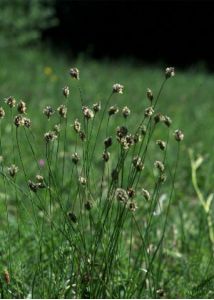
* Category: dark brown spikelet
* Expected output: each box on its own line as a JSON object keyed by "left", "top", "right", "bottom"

{"left": 108, "top": 105, "right": 119, "bottom": 116}
{"left": 174, "top": 129, "right": 184, "bottom": 142}
{"left": 28, "top": 180, "right": 39, "bottom": 193}
{"left": 116, "top": 126, "right": 128, "bottom": 139}
{"left": 68, "top": 212, "right": 77, "bottom": 223}
{"left": 154, "top": 113, "right": 165, "bottom": 124}
{"left": 0, "top": 107, "right": 5, "bottom": 119}
{"left": 115, "top": 188, "right": 129, "bottom": 203}
{"left": 147, "top": 88, "right": 153, "bottom": 102}
{"left": 14, "top": 115, "right": 24, "bottom": 127}
{"left": 159, "top": 173, "right": 167, "bottom": 183}
{"left": 17, "top": 100, "right": 27, "bottom": 114}
{"left": 79, "top": 131, "right": 86, "bottom": 141}
{"left": 140, "top": 124, "right": 146, "bottom": 135}
{"left": 84, "top": 201, "right": 93, "bottom": 211}
{"left": 8, "top": 164, "right": 18, "bottom": 178}
{"left": 128, "top": 201, "right": 138, "bottom": 212}
{"left": 132, "top": 156, "right": 144, "bottom": 172}
{"left": 156, "top": 288, "right": 165, "bottom": 298}
{"left": 127, "top": 188, "right": 135, "bottom": 198}
{"left": 23, "top": 118, "right": 31, "bottom": 128}
{"left": 43, "top": 106, "right": 55, "bottom": 119}
{"left": 63, "top": 86, "right": 69, "bottom": 97}
{"left": 93, "top": 102, "right": 101, "bottom": 113}
{"left": 144, "top": 106, "right": 154, "bottom": 117}
{"left": 156, "top": 140, "right": 166, "bottom": 151}
{"left": 104, "top": 137, "right": 112, "bottom": 148}
{"left": 165, "top": 67, "right": 175, "bottom": 79}
{"left": 5, "top": 96, "right": 16, "bottom": 108}
{"left": 71, "top": 152, "right": 80, "bottom": 164}
{"left": 102, "top": 151, "right": 110, "bottom": 162}
{"left": 44, "top": 131, "right": 57, "bottom": 143}
{"left": 164, "top": 115, "right": 172, "bottom": 127}
{"left": 69, "top": 68, "right": 80, "bottom": 80}
{"left": 122, "top": 106, "right": 131, "bottom": 118}
{"left": 57, "top": 104, "right": 67, "bottom": 118}
{"left": 35, "top": 175, "right": 46, "bottom": 189}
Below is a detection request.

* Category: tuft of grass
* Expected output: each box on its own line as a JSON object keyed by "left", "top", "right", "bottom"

{"left": 0, "top": 48, "right": 214, "bottom": 298}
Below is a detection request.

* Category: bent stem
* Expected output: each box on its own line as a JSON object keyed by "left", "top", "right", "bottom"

{"left": 189, "top": 149, "right": 214, "bottom": 253}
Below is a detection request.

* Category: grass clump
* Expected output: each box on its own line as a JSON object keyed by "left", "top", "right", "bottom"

{"left": 0, "top": 63, "right": 186, "bottom": 298}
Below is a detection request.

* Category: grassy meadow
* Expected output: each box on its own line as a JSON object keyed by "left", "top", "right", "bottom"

{"left": 0, "top": 48, "right": 214, "bottom": 298}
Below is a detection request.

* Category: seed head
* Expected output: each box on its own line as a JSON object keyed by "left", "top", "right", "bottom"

{"left": 69, "top": 67, "right": 80, "bottom": 80}
{"left": 17, "top": 100, "right": 27, "bottom": 114}
{"left": 63, "top": 86, "right": 70, "bottom": 97}
{"left": 144, "top": 106, "right": 154, "bottom": 117}
{"left": 93, "top": 102, "right": 101, "bottom": 113}
{"left": 53, "top": 124, "right": 61, "bottom": 135}
{"left": 165, "top": 67, "right": 175, "bottom": 79}
{"left": 132, "top": 156, "right": 144, "bottom": 171}
{"left": 120, "top": 134, "right": 134, "bottom": 150}
{"left": 43, "top": 106, "right": 55, "bottom": 119}
{"left": 108, "top": 105, "right": 119, "bottom": 116}
{"left": 79, "top": 130, "right": 86, "bottom": 141}
{"left": 35, "top": 175, "right": 44, "bottom": 183}
{"left": 5, "top": 96, "right": 16, "bottom": 108}
{"left": 85, "top": 201, "right": 93, "bottom": 211}
{"left": 35, "top": 175, "right": 46, "bottom": 188}
{"left": 104, "top": 137, "right": 112, "bottom": 148}
{"left": 0, "top": 107, "right": 5, "bottom": 119}
{"left": 116, "top": 126, "right": 128, "bottom": 139}
{"left": 72, "top": 152, "right": 80, "bottom": 164}
{"left": 14, "top": 115, "right": 24, "bottom": 127}
{"left": 79, "top": 176, "right": 87, "bottom": 185}
{"left": 142, "top": 188, "right": 150, "bottom": 201}
{"left": 154, "top": 113, "right": 165, "bottom": 124}
{"left": 113, "top": 83, "right": 124, "bottom": 94}
{"left": 127, "top": 187, "right": 135, "bottom": 198}
{"left": 147, "top": 88, "right": 153, "bottom": 102}
{"left": 102, "top": 151, "right": 110, "bottom": 162}
{"left": 122, "top": 106, "right": 131, "bottom": 118}
{"left": 164, "top": 115, "right": 172, "bottom": 127}
{"left": 139, "top": 124, "right": 147, "bottom": 135}
{"left": 82, "top": 106, "right": 94, "bottom": 120}
{"left": 23, "top": 117, "right": 31, "bottom": 128}
{"left": 8, "top": 164, "right": 18, "bottom": 178}
{"left": 57, "top": 104, "right": 67, "bottom": 118}
{"left": 154, "top": 160, "right": 165, "bottom": 173}
{"left": 68, "top": 211, "right": 77, "bottom": 223}
{"left": 159, "top": 173, "right": 167, "bottom": 183}
{"left": 44, "top": 131, "right": 57, "bottom": 143}
{"left": 156, "top": 140, "right": 166, "bottom": 151}
{"left": 174, "top": 129, "right": 184, "bottom": 142}
{"left": 115, "top": 188, "right": 129, "bottom": 203}
{"left": 73, "top": 119, "right": 81, "bottom": 133}
{"left": 156, "top": 289, "right": 165, "bottom": 298}
{"left": 28, "top": 180, "right": 39, "bottom": 193}
{"left": 128, "top": 201, "right": 138, "bottom": 212}
{"left": 133, "top": 133, "right": 140, "bottom": 144}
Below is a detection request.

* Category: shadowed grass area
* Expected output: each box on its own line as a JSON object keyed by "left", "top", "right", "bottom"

{"left": 0, "top": 48, "right": 214, "bottom": 298}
